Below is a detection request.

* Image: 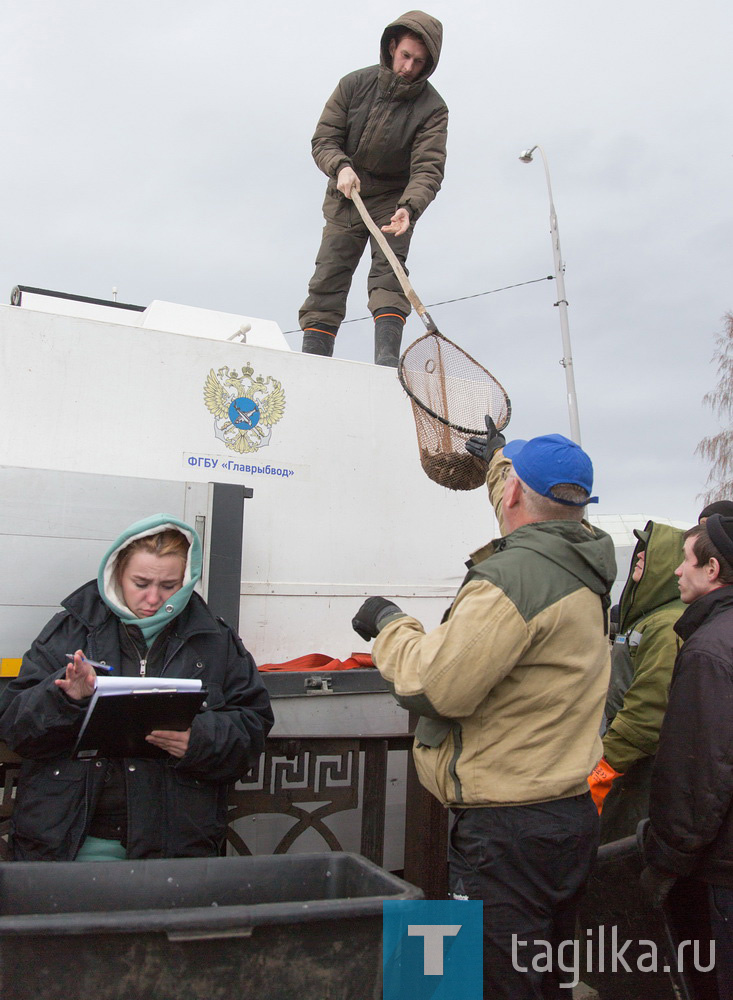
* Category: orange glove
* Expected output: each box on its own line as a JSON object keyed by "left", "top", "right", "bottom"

{"left": 588, "top": 757, "right": 623, "bottom": 813}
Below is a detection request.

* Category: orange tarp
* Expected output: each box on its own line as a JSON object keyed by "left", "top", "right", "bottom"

{"left": 258, "top": 652, "right": 374, "bottom": 672}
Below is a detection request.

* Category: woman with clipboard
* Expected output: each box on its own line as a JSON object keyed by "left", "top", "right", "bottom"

{"left": 0, "top": 514, "right": 273, "bottom": 861}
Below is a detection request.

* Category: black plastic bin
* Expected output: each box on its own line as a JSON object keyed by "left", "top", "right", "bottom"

{"left": 0, "top": 852, "right": 422, "bottom": 1000}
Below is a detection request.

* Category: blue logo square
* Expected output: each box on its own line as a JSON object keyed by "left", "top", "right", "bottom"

{"left": 383, "top": 899, "right": 483, "bottom": 1000}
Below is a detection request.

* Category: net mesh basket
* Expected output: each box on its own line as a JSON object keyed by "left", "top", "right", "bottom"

{"left": 398, "top": 332, "right": 511, "bottom": 491}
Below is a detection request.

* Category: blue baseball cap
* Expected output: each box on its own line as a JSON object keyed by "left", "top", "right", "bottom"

{"left": 503, "top": 434, "right": 598, "bottom": 507}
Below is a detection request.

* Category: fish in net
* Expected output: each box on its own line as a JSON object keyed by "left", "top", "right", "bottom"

{"left": 399, "top": 332, "right": 511, "bottom": 491}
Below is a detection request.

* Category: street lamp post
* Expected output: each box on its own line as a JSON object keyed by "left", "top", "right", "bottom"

{"left": 519, "top": 145, "right": 581, "bottom": 444}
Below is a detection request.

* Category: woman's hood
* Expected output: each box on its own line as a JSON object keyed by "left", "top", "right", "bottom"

{"left": 97, "top": 513, "right": 202, "bottom": 638}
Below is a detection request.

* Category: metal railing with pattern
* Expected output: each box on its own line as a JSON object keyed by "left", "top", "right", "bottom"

{"left": 0, "top": 735, "right": 448, "bottom": 896}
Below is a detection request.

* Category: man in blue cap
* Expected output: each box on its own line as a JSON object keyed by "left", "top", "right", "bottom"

{"left": 352, "top": 419, "right": 616, "bottom": 999}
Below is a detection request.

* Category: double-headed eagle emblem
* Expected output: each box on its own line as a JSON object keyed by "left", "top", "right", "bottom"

{"left": 203, "top": 365, "right": 286, "bottom": 454}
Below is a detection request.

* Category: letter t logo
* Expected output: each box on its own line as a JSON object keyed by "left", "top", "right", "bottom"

{"left": 408, "top": 925, "right": 461, "bottom": 975}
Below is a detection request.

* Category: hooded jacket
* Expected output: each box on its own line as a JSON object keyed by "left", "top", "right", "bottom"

{"left": 311, "top": 11, "right": 447, "bottom": 222}
{"left": 372, "top": 453, "right": 616, "bottom": 807}
{"left": 645, "top": 586, "right": 733, "bottom": 886}
{"left": 0, "top": 515, "right": 273, "bottom": 860}
{"left": 96, "top": 513, "right": 204, "bottom": 645}
{"left": 602, "top": 521, "right": 685, "bottom": 773}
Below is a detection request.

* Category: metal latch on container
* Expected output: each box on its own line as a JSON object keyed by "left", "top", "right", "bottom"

{"left": 304, "top": 675, "right": 333, "bottom": 695}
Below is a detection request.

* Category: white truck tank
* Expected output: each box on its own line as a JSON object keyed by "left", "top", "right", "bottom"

{"left": 0, "top": 287, "right": 494, "bottom": 671}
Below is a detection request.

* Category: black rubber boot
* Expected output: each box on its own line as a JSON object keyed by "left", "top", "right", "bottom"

{"left": 374, "top": 314, "right": 405, "bottom": 368}
{"left": 301, "top": 327, "right": 336, "bottom": 357}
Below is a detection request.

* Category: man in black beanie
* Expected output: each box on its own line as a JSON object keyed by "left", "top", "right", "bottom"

{"left": 642, "top": 515, "right": 733, "bottom": 995}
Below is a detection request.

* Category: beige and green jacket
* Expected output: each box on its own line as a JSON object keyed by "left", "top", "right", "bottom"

{"left": 372, "top": 453, "right": 617, "bottom": 808}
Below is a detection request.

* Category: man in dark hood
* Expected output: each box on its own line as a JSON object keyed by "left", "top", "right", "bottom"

{"left": 298, "top": 11, "right": 447, "bottom": 367}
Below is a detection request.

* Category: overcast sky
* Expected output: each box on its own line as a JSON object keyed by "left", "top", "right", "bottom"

{"left": 1, "top": 0, "right": 730, "bottom": 524}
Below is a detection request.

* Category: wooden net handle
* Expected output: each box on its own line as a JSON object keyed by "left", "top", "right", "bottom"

{"left": 351, "top": 189, "right": 436, "bottom": 333}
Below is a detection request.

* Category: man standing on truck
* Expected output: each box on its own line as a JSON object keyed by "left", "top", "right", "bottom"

{"left": 641, "top": 516, "right": 733, "bottom": 997}
{"left": 298, "top": 11, "right": 447, "bottom": 367}
{"left": 352, "top": 422, "right": 616, "bottom": 998}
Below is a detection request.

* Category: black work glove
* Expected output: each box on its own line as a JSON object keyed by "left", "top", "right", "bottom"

{"left": 465, "top": 415, "right": 506, "bottom": 466}
{"left": 639, "top": 865, "right": 677, "bottom": 908}
{"left": 352, "top": 597, "right": 403, "bottom": 642}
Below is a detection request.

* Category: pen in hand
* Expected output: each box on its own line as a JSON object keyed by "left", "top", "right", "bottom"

{"left": 65, "top": 653, "right": 113, "bottom": 674}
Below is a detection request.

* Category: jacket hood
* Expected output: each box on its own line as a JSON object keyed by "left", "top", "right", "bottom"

{"left": 507, "top": 520, "right": 618, "bottom": 597}
{"left": 619, "top": 521, "right": 685, "bottom": 631}
{"left": 380, "top": 10, "right": 443, "bottom": 82}
{"left": 97, "top": 513, "right": 203, "bottom": 645}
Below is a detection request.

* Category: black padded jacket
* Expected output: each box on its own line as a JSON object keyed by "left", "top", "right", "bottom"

{"left": 0, "top": 581, "right": 273, "bottom": 860}
{"left": 645, "top": 586, "right": 733, "bottom": 886}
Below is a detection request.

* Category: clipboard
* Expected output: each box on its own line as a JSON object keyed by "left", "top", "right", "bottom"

{"left": 73, "top": 682, "right": 207, "bottom": 760}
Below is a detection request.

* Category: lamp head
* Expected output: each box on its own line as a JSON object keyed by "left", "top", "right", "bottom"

{"left": 519, "top": 147, "right": 537, "bottom": 163}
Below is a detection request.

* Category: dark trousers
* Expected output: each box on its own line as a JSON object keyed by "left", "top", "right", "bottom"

{"left": 299, "top": 187, "right": 413, "bottom": 332}
{"left": 449, "top": 793, "right": 599, "bottom": 1000}
{"left": 708, "top": 884, "right": 733, "bottom": 998}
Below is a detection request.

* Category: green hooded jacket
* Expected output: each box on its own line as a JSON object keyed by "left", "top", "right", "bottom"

{"left": 311, "top": 10, "right": 447, "bottom": 222}
{"left": 602, "top": 521, "right": 686, "bottom": 772}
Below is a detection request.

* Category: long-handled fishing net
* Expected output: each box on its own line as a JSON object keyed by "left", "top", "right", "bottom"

{"left": 352, "top": 191, "right": 511, "bottom": 490}
{"left": 399, "top": 332, "right": 511, "bottom": 490}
